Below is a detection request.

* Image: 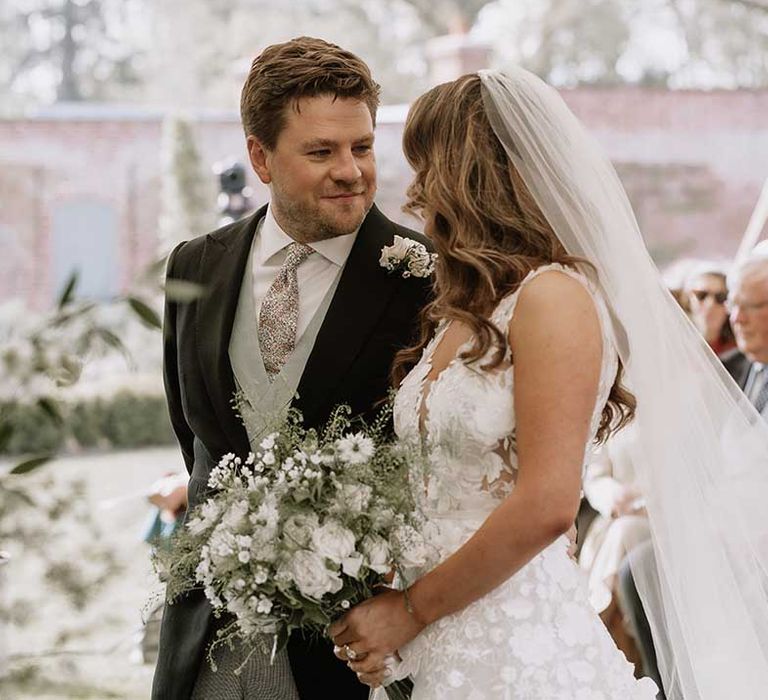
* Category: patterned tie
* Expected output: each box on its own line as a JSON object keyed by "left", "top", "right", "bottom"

{"left": 753, "top": 367, "right": 768, "bottom": 414}
{"left": 258, "top": 242, "right": 314, "bottom": 380}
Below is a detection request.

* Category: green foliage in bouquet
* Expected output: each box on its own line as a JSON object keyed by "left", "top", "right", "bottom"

{"left": 154, "top": 402, "right": 430, "bottom": 665}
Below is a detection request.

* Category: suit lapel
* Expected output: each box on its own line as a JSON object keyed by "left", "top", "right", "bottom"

{"left": 294, "top": 205, "right": 400, "bottom": 427}
{"left": 196, "top": 207, "right": 265, "bottom": 454}
{"left": 739, "top": 359, "right": 754, "bottom": 392}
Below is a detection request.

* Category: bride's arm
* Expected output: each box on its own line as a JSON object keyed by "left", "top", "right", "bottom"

{"left": 329, "top": 271, "right": 603, "bottom": 675}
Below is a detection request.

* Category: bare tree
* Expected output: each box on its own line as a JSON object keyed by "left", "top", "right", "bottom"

{"left": 0, "top": 0, "right": 144, "bottom": 105}
{"left": 388, "top": 0, "right": 491, "bottom": 34}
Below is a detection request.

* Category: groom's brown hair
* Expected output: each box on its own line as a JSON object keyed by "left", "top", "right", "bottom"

{"left": 241, "top": 36, "right": 381, "bottom": 149}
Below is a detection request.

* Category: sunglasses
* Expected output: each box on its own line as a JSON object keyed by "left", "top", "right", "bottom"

{"left": 691, "top": 289, "right": 728, "bottom": 305}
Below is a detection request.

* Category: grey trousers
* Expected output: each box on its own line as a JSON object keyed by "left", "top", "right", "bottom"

{"left": 191, "top": 639, "right": 300, "bottom": 700}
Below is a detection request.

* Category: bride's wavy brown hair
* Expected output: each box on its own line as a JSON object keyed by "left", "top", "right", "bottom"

{"left": 393, "top": 74, "right": 634, "bottom": 443}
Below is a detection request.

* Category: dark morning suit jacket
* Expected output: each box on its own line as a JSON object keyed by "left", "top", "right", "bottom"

{"left": 151, "top": 204, "right": 432, "bottom": 700}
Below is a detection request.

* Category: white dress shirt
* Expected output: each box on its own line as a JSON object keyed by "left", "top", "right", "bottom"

{"left": 252, "top": 205, "right": 357, "bottom": 342}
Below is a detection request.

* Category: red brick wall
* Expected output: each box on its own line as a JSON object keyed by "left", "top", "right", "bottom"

{"left": 1, "top": 88, "right": 767, "bottom": 308}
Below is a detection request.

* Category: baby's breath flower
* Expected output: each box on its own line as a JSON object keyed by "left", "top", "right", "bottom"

{"left": 253, "top": 565, "right": 269, "bottom": 584}
{"left": 260, "top": 433, "right": 277, "bottom": 450}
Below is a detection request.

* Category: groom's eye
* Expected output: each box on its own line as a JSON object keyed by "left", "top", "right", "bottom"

{"left": 308, "top": 149, "right": 331, "bottom": 157}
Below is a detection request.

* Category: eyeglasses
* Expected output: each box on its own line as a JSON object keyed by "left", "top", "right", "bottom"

{"left": 691, "top": 289, "right": 728, "bottom": 305}
{"left": 725, "top": 298, "right": 768, "bottom": 314}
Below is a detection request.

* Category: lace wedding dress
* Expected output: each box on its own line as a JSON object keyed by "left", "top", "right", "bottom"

{"left": 383, "top": 264, "right": 659, "bottom": 700}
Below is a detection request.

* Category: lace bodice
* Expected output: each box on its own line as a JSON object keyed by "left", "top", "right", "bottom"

{"left": 394, "top": 263, "right": 619, "bottom": 517}
{"left": 382, "top": 265, "right": 658, "bottom": 700}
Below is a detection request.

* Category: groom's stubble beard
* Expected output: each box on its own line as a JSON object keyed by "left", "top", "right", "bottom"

{"left": 270, "top": 182, "right": 376, "bottom": 243}
{"left": 270, "top": 181, "right": 376, "bottom": 243}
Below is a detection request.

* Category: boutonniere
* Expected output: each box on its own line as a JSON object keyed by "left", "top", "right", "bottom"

{"left": 379, "top": 235, "right": 437, "bottom": 279}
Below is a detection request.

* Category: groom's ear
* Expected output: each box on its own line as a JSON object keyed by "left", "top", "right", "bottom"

{"left": 247, "top": 135, "right": 272, "bottom": 185}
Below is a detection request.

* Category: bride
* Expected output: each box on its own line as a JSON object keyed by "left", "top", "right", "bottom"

{"left": 329, "top": 68, "right": 768, "bottom": 699}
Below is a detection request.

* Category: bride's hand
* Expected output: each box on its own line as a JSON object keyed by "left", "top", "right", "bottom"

{"left": 328, "top": 589, "right": 423, "bottom": 678}
{"left": 332, "top": 646, "right": 399, "bottom": 688}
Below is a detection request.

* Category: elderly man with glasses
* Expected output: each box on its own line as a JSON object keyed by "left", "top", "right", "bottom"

{"left": 723, "top": 254, "right": 768, "bottom": 415}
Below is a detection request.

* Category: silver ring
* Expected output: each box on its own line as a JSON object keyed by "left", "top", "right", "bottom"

{"left": 344, "top": 644, "right": 358, "bottom": 661}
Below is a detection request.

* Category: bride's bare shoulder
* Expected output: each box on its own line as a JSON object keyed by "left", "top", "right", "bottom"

{"left": 509, "top": 268, "right": 601, "bottom": 348}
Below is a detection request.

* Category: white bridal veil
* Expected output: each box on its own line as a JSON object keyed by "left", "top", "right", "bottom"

{"left": 480, "top": 67, "right": 768, "bottom": 700}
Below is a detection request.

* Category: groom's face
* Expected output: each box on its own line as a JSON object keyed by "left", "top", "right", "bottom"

{"left": 248, "top": 95, "right": 377, "bottom": 242}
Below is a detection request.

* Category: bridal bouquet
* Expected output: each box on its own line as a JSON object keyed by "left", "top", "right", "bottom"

{"left": 155, "top": 404, "right": 430, "bottom": 677}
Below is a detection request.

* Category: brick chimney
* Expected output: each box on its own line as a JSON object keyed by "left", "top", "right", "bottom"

{"left": 425, "top": 34, "right": 492, "bottom": 86}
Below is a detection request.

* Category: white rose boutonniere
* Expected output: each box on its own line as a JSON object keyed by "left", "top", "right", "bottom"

{"left": 379, "top": 235, "right": 436, "bottom": 279}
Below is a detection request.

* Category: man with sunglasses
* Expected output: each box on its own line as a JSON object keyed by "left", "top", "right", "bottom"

{"left": 683, "top": 265, "right": 735, "bottom": 357}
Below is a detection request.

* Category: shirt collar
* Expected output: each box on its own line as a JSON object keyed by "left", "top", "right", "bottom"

{"left": 259, "top": 204, "right": 358, "bottom": 267}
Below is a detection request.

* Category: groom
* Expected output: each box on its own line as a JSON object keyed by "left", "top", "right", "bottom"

{"left": 151, "top": 37, "right": 431, "bottom": 700}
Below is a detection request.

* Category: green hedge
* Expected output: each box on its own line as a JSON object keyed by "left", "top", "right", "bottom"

{"left": 1, "top": 401, "right": 68, "bottom": 455}
{"left": 1, "top": 392, "right": 175, "bottom": 455}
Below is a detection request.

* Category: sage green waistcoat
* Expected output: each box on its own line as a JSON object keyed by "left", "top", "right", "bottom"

{"left": 228, "top": 235, "right": 342, "bottom": 449}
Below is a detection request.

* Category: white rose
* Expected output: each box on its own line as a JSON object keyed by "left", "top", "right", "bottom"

{"left": 250, "top": 530, "right": 278, "bottom": 563}
{"left": 341, "top": 554, "right": 364, "bottom": 578}
{"left": 387, "top": 235, "right": 416, "bottom": 261}
{"left": 311, "top": 520, "right": 357, "bottom": 564}
{"left": 369, "top": 504, "right": 396, "bottom": 529}
{"left": 361, "top": 534, "right": 391, "bottom": 574}
{"left": 282, "top": 512, "right": 320, "bottom": 549}
{"left": 335, "top": 483, "right": 372, "bottom": 513}
{"left": 379, "top": 236, "right": 412, "bottom": 269}
{"left": 288, "top": 550, "right": 343, "bottom": 600}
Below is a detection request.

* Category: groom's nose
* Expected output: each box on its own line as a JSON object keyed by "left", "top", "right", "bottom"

{"left": 329, "top": 149, "right": 363, "bottom": 183}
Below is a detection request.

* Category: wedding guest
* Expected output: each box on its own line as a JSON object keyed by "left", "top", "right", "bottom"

{"left": 579, "top": 427, "right": 649, "bottom": 657}
{"left": 616, "top": 253, "right": 768, "bottom": 700}
{"left": 723, "top": 254, "right": 768, "bottom": 413}
{"left": 683, "top": 264, "right": 736, "bottom": 356}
